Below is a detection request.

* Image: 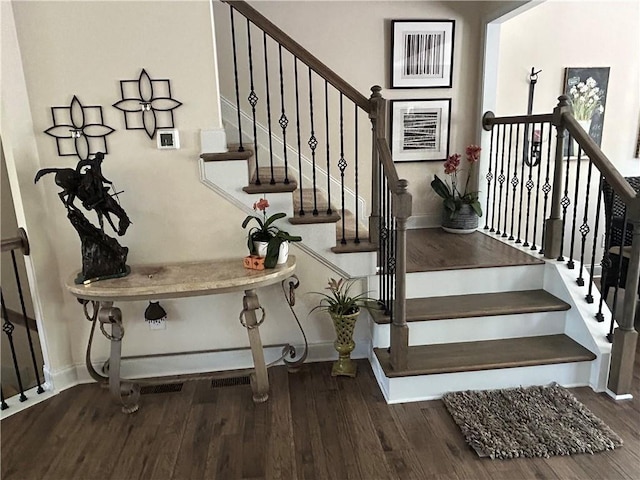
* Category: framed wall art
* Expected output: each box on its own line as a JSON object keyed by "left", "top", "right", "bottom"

{"left": 563, "top": 67, "right": 610, "bottom": 152}
{"left": 390, "top": 98, "right": 451, "bottom": 162}
{"left": 390, "top": 20, "right": 455, "bottom": 88}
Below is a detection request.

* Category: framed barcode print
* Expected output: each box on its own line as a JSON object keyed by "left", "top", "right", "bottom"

{"left": 390, "top": 99, "right": 451, "bottom": 162}
{"left": 391, "top": 20, "right": 455, "bottom": 88}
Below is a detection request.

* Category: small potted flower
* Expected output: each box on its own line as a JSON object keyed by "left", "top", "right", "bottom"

{"left": 431, "top": 145, "right": 483, "bottom": 233}
{"left": 310, "top": 278, "right": 375, "bottom": 377}
{"left": 242, "top": 198, "right": 301, "bottom": 268}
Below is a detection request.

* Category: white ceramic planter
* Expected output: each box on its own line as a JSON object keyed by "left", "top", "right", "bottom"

{"left": 253, "top": 240, "right": 289, "bottom": 264}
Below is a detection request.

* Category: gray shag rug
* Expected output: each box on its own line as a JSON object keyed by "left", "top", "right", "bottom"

{"left": 442, "top": 384, "right": 623, "bottom": 459}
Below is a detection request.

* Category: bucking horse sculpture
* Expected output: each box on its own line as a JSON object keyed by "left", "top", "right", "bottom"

{"left": 34, "top": 152, "right": 130, "bottom": 236}
{"left": 35, "top": 152, "right": 131, "bottom": 283}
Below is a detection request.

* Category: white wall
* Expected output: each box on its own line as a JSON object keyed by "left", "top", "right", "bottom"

{"left": 496, "top": 0, "right": 640, "bottom": 175}
{"left": 3, "top": 0, "right": 350, "bottom": 389}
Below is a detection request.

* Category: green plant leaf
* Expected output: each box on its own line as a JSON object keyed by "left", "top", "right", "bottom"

{"left": 470, "top": 200, "right": 483, "bottom": 217}
{"left": 263, "top": 212, "right": 286, "bottom": 229}
{"left": 430, "top": 175, "right": 452, "bottom": 199}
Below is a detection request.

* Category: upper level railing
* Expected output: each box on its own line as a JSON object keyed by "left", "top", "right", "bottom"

{"left": 482, "top": 95, "right": 640, "bottom": 396}
{"left": 220, "top": 1, "right": 411, "bottom": 370}
{"left": 1, "top": 228, "right": 45, "bottom": 410}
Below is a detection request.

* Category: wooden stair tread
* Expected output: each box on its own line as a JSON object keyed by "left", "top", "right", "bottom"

{"left": 374, "top": 334, "right": 596, "bottom": 378}
{"left": 331, "top": 240, "right": 377, "bottom": 253}
{"left": 370, "top": 289, "right": 570, "bottom": 324}
{"left": 201, "top": 145, "right": 253, "bottom": 162}
{"left": 243, "top": 167, "right": 297, "bottom": 193}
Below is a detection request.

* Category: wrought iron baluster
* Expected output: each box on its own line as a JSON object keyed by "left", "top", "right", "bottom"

{"left": 531, "top": 123, "right": 545, "bottom": 251}
{"left": 506, "top": 124, "right": 516, "bottom": 239}
{"left": 308, "top": 68, "right": 319, "bottom": 215}
{"left": 230, "top": 7, "right": 244, "bottom": 151}
{"left": 324, "top": 80, "right": 332, "bottom": 215}
{"left": 577, "top": 158, "right": 594, "bottom": 286}
{"left": 516, "top": 123, "right": 526, "bottom": 243}
{"left": 597, "top": 185, "right": 615, "bottom": 322}
{"left": 558, "top": 140, "right": 573, "bottom": 261}
{"left": 568, "top": 146, "right": 584, "bottom": 269}
{"left": 339, "top": 93, "right": 347, "bottom": 245}
{"left": 496, "top": 125, "right": 507, "bottom": 236}
{"left": 484, "top": 127, "right": 495, "bottom": 231}
{"left": 379, "top": 173, "right": 388, "bottom": 311}
{"left": 1, "top": 291, "right": 27, "bottom": 402}
{"left": 294, "top": 57, "right": 304, "bottom": 216}
{"left": 540, "top": 126, "right": 554, "bottom": 254}
{"left": 263, "top": 32, "right": 275, "bottom": 185}
{"left": 10, "top": 250, "right": 43, "bottom": 393}
{"left": 354, "top": 105, "right": 360, "bottom": 243}
{"left": 587, "top": 176, "right": 604, "bottom": 303}
{"left": 246, "top": 19, "right": 260, "bottom": 184}
{"left": 278, "top": 45, "right": 290, "bottom": 184}
{"left": 523, "top": 122, "right": 536, "bottom": 247}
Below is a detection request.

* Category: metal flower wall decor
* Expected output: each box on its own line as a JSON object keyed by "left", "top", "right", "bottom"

{"left": 44, "top": 96, "right": 115, "bottom": 160}
{"left": 113, "top": 68, "right": 182, "bottom": 139}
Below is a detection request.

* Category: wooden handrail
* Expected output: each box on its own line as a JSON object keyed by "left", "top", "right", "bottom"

{"left": 482, "top": 112, "right": 554, "bottom": 130}
{"left": 223, "top": 1, "right": 371, "bottom": 113}
{"left": 1, "top": 228, "right": 30, "bottom": 255}
{"left": 563, "top": 113, "right": 638, "bottom": 205}
{"left": 376, "top": 138, "right": 401, "bottom": 192}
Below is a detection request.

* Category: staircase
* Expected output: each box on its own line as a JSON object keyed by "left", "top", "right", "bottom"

{"left": 205, "top": 0, "right": 639, "bottom": 402}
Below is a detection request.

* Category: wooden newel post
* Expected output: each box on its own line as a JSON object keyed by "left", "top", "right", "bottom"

{"left": 608, "top": 209, "right": 640, "bottom": 397}
{"left": 543, "top": 95, "right": 572, "bottom": 259}
{"left": 390, "top": 179, "right": 412, "bottom": 371}
{"left": 369, "top": 85, "right": 385, "bottom": 245}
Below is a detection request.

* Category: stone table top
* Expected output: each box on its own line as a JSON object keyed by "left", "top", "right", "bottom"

{"left": 66, "top": 256, "right": 296, "bottom": 302}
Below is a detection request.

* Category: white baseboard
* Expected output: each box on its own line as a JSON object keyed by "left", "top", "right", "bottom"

{"left": 605, "top": 389, "right": 633, "bottom": 401}
{"left": 406, "top": 214, "right": 441, "bottom": 230}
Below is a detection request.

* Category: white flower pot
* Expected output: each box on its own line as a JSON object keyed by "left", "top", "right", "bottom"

{"left": 253, "top": 240, "right": 289, "bottom": 265}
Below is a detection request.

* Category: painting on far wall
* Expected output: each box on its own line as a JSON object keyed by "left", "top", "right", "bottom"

{"left": 563, "top": 67, "right": 610, "bottom": 155}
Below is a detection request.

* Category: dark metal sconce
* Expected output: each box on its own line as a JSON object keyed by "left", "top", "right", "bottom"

{"left": 524, "top": 67, "right": 542, "bottom": 167}
{"left": 113, "top": 69, "right": 182, "bottom": 140}
{"left": 44, "top": 95, "right": 115, "bottom": 160}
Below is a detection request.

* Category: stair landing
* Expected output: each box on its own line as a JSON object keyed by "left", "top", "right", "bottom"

{"left": 407, "top": 228, "right": 543, "bottom": 273}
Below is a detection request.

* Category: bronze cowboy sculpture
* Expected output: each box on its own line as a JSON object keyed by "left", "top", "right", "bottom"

{"left": 35, "top": 152, "right": 131, "bottom": 283}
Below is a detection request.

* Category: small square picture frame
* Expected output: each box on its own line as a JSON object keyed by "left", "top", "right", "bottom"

{"left": 391, "top": 19, "right": 455, "bottom": 89}
{"left": 157, "top": 129, "right": 180, "bottom": 149}
{"left": 390, "top": 98, "right": 451, "bottom": 162}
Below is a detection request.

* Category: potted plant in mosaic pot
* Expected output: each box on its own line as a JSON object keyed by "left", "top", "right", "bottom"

{"left": 310, "top": 278, "right": 375, "bottom": 377}
{"left": 431, "top": 145, "right": 483, "bottom": 234}
{"left": 242, "top": 198, "right": 301, "bottom": 268}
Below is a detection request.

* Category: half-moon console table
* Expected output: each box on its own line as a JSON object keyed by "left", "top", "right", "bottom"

{"left": 66, "top": 256, "right": 299, "bottom": 413}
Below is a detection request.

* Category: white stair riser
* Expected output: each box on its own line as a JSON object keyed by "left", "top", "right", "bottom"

{"left": 371, "top": 310, "right": 567, "bottom": 348}
{"left": 398, "top": 264, "right": 545, "bottom": 298}
{"left": 370, "top": 353, "right": 593, "bottom": 404}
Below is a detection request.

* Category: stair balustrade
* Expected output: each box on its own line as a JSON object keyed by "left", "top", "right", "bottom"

{"left": 483, "top": 95, "right": 640, "bottom": 396}
{"left": 1, "top": 228, "right": 45, "bottom": 410}
{"left": 220, "top": 1, "right": 411, "bottom": 371}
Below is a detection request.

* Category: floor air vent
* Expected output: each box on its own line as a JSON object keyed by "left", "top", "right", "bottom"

{"left": 140, "top": 383, "right": 184, "bottom": 395}
{"left": 211, "top": 376, "right": 250, "bottom": 388}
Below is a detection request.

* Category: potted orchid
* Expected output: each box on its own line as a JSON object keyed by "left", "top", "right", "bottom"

{"left": 431, "top": 145, "right": 482, "bottom": 232}
{"left": 242, "top": 198, "right": 301, "bottom": 268}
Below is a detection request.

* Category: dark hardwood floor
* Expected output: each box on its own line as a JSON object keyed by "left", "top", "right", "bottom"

{"left": 2, "top": 346, "right": 639, "bottom": 480}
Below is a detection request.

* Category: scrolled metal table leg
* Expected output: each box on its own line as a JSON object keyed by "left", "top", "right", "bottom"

{"left": 98, "top": 302, "right": 140, "bottom": 414}
{"left": 239, "top": 289, "right": 269, "bottom": 403}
